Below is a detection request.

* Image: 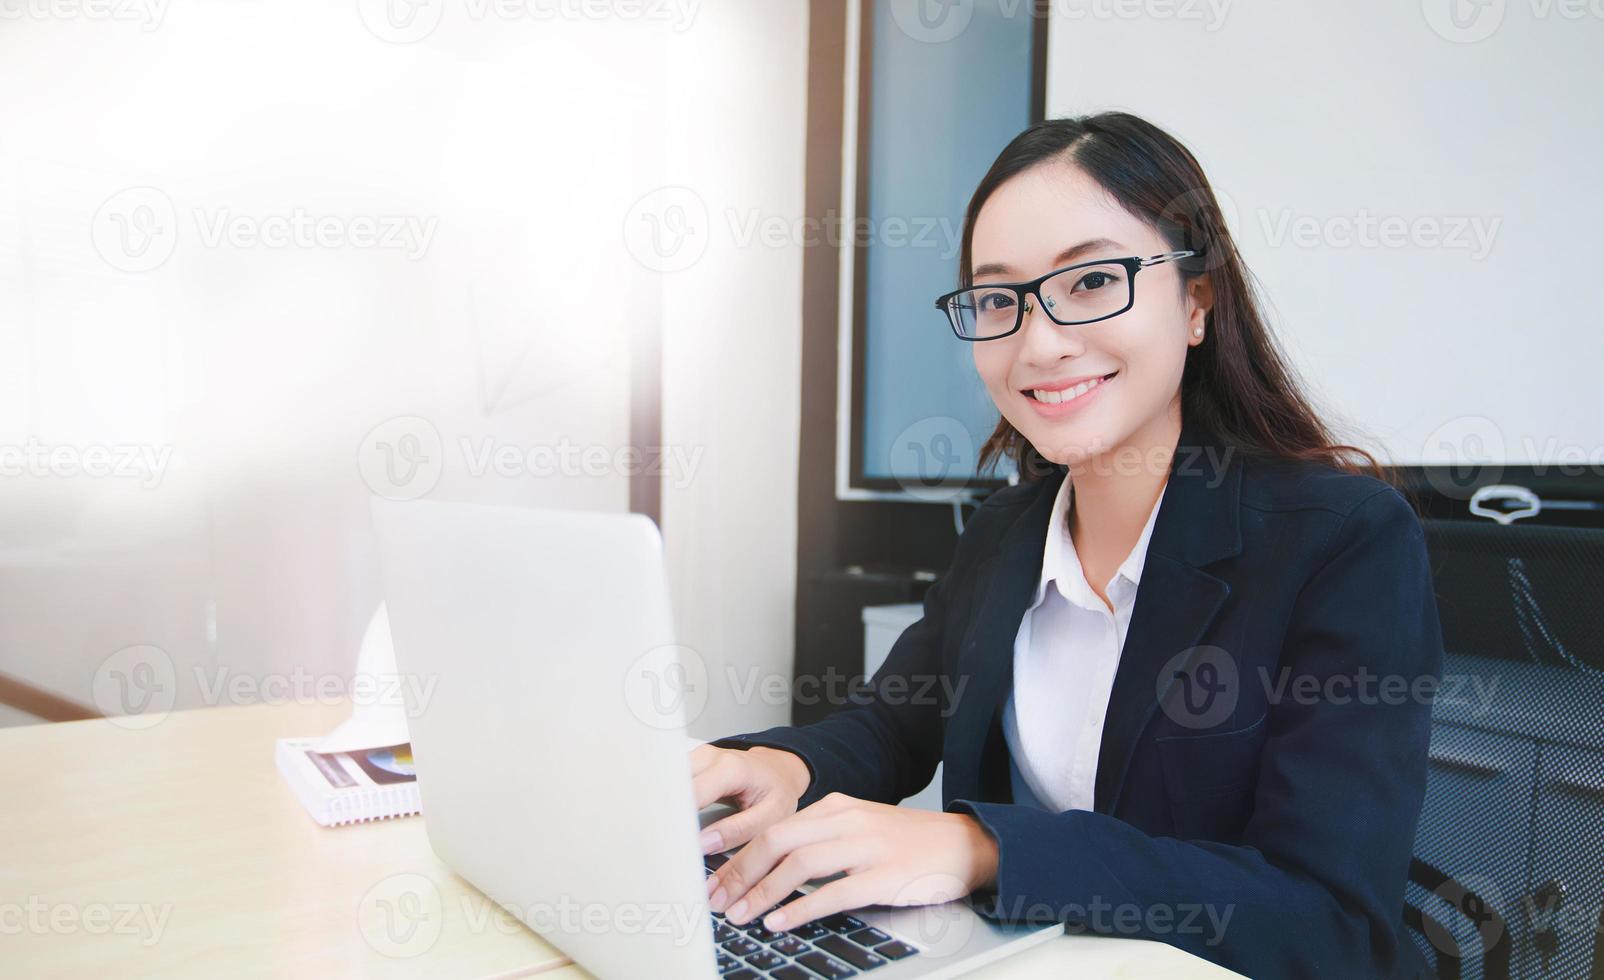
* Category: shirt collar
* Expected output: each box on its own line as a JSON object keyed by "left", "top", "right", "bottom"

{"left": 1030, "top": 474, "right": 1168, "bottom": 612}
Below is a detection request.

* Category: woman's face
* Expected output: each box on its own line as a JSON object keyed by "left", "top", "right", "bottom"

{"left": 969, "top": 162, "right": 1210, "bottom": 468}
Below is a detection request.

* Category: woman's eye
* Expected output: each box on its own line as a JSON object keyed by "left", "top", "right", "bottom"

{"left": 977, "top": 291, "right": 1015, "bottom": 312}
{"left": 1074, "top": 271, "right": 1117, "bottom": 292}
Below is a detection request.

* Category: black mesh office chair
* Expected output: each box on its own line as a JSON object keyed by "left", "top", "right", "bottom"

{"left": 1408, "top": 519, "right": 1604, "bottom": 980}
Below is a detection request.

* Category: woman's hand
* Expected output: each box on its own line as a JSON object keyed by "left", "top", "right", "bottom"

{"left": 705, "top": 792, "right": 999, "bottom": 932}
{"left": 690, "top": 744, "right": 813, "bottom": 854}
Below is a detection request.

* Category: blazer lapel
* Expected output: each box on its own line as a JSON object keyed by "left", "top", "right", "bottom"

{"left": 942, "top": 422, "right": 1245, "bottom": 811}
{"left": 942, "top": 469, "right": 1064, "bottom": 806}
{"left": 1093, "top": 423, "right": 1244, "bottom": 812}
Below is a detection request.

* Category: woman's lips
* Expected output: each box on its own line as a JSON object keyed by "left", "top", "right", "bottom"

{"left": 1022, "top": 372, "right": 1116, "bottom": 417}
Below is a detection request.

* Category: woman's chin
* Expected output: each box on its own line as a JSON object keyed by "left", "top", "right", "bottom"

{"left": 1015, "top": 420, "right": 1107, "bottom": 466}
{"left": 1031, "top": 436, "right": 1107, "bottom": 469}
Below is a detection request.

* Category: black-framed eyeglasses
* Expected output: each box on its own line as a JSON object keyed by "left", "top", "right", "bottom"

{"left": 932, "top": 250, "right": 1204, "bottom": 341}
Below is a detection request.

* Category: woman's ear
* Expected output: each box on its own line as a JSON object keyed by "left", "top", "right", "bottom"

{"left": 1186, "top": 274, "right": 1215, "bottom": 345}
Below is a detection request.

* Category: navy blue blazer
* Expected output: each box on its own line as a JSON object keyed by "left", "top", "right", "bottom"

{"left": 714, "top": 422, "right": 1443, "bottom": 979}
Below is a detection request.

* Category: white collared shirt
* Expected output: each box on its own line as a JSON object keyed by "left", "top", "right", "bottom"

{"left": 1002, "top": 473, "right": 1167, "bottom": 813}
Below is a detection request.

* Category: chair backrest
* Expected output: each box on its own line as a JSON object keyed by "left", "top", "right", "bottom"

{"left": 1428, "top": 520, "right": 1604, "bottom": 672}
{"left": 1407, "top": 519, "right": 1604, "bottom": 980}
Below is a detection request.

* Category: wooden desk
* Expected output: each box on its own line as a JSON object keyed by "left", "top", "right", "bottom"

{"left": 1, "top": 702, "right": 1240, "bottom": 978}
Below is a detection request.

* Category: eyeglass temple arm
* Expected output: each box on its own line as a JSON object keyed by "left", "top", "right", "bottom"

{"left": 1138, "top": 249, "right": 1203, "bottom": 267}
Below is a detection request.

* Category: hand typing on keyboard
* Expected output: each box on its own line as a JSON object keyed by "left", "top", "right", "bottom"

{"left": 702, "top": 792, "right": 1000, "bottom": 936}
{"left": 691, "top": 743, "right": 813, "bottom": 855}
{"left": 706, "top": 852, "right": 922, "bottom": 979}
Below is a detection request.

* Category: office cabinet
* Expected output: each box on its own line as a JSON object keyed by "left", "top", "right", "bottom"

{"left": 863, "top": 603, "right": 943, "bottom": 811}
{"left": 1412, "top": 723, "right": 1539, "bottom": 975}
{"left": 1521, "top": 745, "right": 1604, "bottom": 978}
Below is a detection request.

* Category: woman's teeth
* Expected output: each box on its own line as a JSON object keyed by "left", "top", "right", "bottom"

{"left": 1030, "top": 374, "right": 1112, "bottom": 403}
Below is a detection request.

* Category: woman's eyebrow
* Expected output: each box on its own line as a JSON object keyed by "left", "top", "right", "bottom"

{"left": 971, "top": 237, "right": 1126, "bottom": 279}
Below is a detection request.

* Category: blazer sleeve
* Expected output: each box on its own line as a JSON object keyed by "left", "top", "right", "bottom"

{"left": 949, "top": 486, "right": 1442, "bottom": 980}
{"left": 708, "top": 565, "right": 951, "bottom": 808}
{"left": 705, "top": 489, "right": 1016, "bottom": 807}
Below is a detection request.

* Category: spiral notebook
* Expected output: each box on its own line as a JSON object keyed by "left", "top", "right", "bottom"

{"left": 275, "top": 737, "right": 421, "bottom": 827}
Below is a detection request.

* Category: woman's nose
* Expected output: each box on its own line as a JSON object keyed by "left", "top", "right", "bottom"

{"left": 1017, "top": 291, "right": 1085, "bottom": 361}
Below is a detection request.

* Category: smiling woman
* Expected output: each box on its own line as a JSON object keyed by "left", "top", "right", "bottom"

{"left": 695, "top": 112, "right": 1443, "bottom": 980}
{"left": 955, "top": 114, "right": 1382, "bottom": 486}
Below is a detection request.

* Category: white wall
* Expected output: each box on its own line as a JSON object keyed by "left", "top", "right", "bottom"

{"left": 1045, "top": 1, "right": 1604, "bottom": 470}
{"left": 0, "top": 1, "right": 807, "bottom": 731}
{"left": 660, "top": 0, "right": 809, "bottom": 740}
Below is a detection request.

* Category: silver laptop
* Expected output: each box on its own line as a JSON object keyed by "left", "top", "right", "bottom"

{"left": 371, "top": 499, "right": 1062, "bottom": 980}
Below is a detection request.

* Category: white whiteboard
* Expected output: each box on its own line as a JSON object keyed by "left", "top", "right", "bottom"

{"left": 1046, "top": 1, "right": 1604, "bottom": 468}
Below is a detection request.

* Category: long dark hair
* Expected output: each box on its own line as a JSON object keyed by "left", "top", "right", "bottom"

{"left": 965, "top": 112, "right": 1384, "bottom": 484}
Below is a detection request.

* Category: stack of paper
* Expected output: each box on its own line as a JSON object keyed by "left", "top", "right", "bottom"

{"left": 275, "top": 602, "right": 420, "bottom": 827}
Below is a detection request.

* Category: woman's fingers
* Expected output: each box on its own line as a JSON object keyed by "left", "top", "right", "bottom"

{"left": 722, "top": 840, "right": 862, "bottom": 925}
{"left": 761, "top": 870, "right": 893, "bottom": 933}
{"left": 711, "top": 800, "right": 853, "bottom": 916}
{"left": 689, "top": 747, "right": 818, "bottom": 854}
{"left": 699, "top": 799, "right": 780, "bottom": 854}
{"left": 700, "top": 792, "right": 988, "bottom": 936}
{"left": 691, "top": 751, "right": 754, "bottom": 811}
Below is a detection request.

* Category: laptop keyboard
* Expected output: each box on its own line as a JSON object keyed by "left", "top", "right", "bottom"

{"left": 705, "top": 853, "right": 922, "bottom": 978}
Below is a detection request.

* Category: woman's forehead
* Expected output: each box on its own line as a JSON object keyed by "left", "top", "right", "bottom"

{"left": 971, "top": 165, "right": 1148, "bottom": 276}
